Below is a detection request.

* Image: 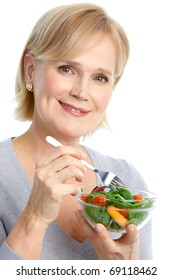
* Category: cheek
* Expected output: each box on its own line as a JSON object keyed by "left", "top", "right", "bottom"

{"left": 94, "top": 90, "right": 113, "bottom": 112}
{"left": 34, "top": 68, "right": 70, "bottom": 98}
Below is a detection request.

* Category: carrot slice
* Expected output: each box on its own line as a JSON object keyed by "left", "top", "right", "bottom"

{"left": 107, "top": 205, "right": 128, "bottom": 228}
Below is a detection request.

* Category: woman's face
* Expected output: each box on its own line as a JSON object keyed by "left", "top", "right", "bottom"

{"left": 26, "top": 34, "right": 117, "bottom": 143}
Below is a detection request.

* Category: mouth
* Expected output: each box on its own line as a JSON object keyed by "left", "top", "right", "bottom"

{"left": 59, "top": 101, "right": 90, "bottom": 116}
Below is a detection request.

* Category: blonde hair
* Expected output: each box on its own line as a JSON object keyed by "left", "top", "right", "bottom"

{"left": 15, "top": 3, "right": 130, "bottom": 122}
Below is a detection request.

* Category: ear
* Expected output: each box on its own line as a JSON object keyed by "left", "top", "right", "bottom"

{"left": 24, "top": 52, "right": 36, "bottom": 83}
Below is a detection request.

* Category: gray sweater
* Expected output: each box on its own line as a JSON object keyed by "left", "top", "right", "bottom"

{"left": 0, "top": 138, "right": 153, "bottom": 259}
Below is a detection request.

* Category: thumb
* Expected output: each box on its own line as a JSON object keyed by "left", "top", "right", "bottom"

{"left": 123, "top": 224, "right": 139, "bottom": 245}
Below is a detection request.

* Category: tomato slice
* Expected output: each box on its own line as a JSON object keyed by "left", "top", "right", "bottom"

{"left": 133, "top": 193, "right": 143, "bottom": 201}
{"left": 80, "top": 194, "right": 89, "bottom": 203}
{"left": 91, "top": 194, "right": 108, "bottom": 206}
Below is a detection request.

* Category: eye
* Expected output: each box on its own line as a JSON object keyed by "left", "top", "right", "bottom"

{"left": 58, "top": 65, "right": 74, "bottom": 74}
{"left": 94, "top": 75, "right": 108, "bottom": 83}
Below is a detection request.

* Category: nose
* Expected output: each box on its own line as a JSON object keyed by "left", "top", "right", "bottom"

{"left": 69, "top": 77, "right": 89, "bottom": 101}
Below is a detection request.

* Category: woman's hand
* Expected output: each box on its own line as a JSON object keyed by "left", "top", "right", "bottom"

{"left": 76, "top": 210, "right": 140, "bottom": 260}
{"left": 25, "top": 145, "right": 86, "bottom": 227}
{"left": 6, "top": 145, "right": 86, "bottom": 259}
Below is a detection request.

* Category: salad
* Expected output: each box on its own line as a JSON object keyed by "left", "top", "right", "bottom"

{"left": 79, "top": 185, "right": 155, "bottom": 231}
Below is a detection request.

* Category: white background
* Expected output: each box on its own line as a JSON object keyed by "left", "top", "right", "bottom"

{"left": 0, "top": 0, "right": 172, "bottom": 263}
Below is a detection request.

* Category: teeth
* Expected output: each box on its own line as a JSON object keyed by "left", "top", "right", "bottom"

{"left": 64, "top": 104, "right": 81, "bottom": 113}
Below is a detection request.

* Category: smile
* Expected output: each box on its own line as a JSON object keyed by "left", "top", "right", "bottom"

{"left": 63, "top": 104, "right": 81, "bottom": 113}
{"left": 59, "top": 101, "right": 90, "bottom": 116}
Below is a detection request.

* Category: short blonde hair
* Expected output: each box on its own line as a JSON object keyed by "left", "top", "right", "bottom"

{"left": 15, "top": 3, "right": 130, "bottom": 121}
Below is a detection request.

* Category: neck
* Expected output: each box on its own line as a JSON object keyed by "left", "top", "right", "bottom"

{"left": 16, "top": 123, "right": 82, "bottom": 155}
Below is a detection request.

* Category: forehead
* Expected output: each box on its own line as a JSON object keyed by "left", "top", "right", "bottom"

{"left": 71, "top": 34, "right": 117, "bottom": 72}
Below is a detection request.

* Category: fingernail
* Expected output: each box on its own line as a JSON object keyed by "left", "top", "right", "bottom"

{"left": 83, "top": 166, "right": 87, "bottom": 172}
{"left": 95, "top": 224, "right": 103, "bottom": 233}
{"left": 128, "top": 224, "right": 136, "bottom": 232}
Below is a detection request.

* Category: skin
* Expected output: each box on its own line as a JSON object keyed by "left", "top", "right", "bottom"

{"left": 6, "top": 33, "right": 139, "bottom": 259}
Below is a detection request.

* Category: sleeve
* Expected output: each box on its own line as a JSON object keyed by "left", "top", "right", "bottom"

{"left": 0, "top": 219, "right": 22, "bottom": 260}
{"left": 0, "top": 242, "right": 22, "bottom": 260}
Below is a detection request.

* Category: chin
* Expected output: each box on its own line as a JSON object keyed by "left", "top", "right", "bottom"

{"left": 61, "top": 127, "right": 93, "bottom": 139}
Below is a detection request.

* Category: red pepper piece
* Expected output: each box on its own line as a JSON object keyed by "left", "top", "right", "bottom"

{"left": 91, "top": 186, "right": 107, "bottom": 193}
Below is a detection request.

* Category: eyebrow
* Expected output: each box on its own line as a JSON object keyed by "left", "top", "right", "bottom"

{"left": 96, "top": 67, "right": 113, "bottom": 77}
{"left": 65, "top": 61, "right": 114, "bottom": 77}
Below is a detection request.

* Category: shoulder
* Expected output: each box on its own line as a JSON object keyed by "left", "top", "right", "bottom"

{"left": 0, "top": 138, "right": 13, "bottom": 153}
{"left": 85, "top": 146, "right": 148, "bottom": 190}
{"left": 0, "top": 138, "right": 18, "bottom": 191}
{"left": 0, "top": 138, "right": 14, "bottom": 168}
{"left": 0, "top": 138, "right": 13, "bottom": 182}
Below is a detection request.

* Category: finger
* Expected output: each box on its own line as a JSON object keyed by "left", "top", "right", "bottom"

{"left": 94, "top": 223, "right": 117, "bottom": 253}
{"left": 122, "top": 224, "right": 139, "bottom": 245}
{"left": 47, "top": 164, "right": 85, "bottom": 184}
{"left": 40, "top": 154, "right": 86, "bottom": 176}
{"left": 37, "top": 145, "right": 86, "bottom": 168}
{"left": 35, "top": 166, "right": 85, "bottom": 197}
{"left": 76, "top": 211, "right": 116, "bottom": 253}
{"left": 51, "top": 183, "right": 80, "bottom": 198}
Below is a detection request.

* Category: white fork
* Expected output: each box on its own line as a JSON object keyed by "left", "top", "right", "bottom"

{"left": 80, "top": 160, "right": 125, "bottom": 189}
{"left": 46, "top": 136, "right": 125, "bottom": 189}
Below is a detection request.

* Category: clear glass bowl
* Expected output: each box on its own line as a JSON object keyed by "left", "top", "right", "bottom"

{"left": 76, "top": 185, "right": 157, "bottom": 233}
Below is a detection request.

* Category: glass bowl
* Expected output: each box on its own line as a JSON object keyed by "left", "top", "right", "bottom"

{"left": 76, "top": 185, "right": 157, "bottom": 233}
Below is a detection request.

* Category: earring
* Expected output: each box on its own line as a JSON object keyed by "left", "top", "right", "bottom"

{"left": 26, "top": 82, "right": 34, "bottom": 92}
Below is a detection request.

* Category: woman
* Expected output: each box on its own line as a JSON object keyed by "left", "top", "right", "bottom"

{"left": 0, "top": 3, "right": 152, "bottom": 260}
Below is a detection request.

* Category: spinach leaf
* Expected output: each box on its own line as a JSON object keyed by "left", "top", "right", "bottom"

{"left": 109, "top": 220, "right": 122, "bottom": 230}
{"left": 84, "top": 206, "right": 110, "bottom": 226}
{"left": 115, "top": 186, "right": 134, "bottom": 200}
{"left": 127, "top": 211, "right": 148, "bottom": 226}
